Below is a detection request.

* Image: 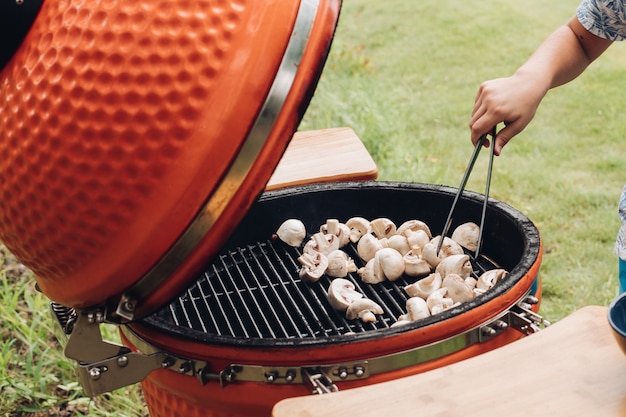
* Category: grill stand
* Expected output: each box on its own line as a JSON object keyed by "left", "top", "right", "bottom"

{"left": 50, "top": 292, "right": 548, "bottom": 397}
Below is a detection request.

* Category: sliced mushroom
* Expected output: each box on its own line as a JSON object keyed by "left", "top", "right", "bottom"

{"left": 346, "top": 298, "right": 384, "bottom": 323}
{"left": 442, "top": 273, "right": 475, "bottom": 304}
{"left": 357, "top": 233, "right": 383, "bottom": 262}
{"left": 320, "top": 219, "right": 351, "bottom": 248}
{"left": 275, "top": 219, "right": 306, "bottom": 247}
{"left": 403, "top": 248, "right": 431, "bottom": 277}
{"left": 451, "top": 222, "right": 480, "bottom": 252}
{"left": 370, "top": 218, "right": 397, "bottom": 239}
{"left": 358, "top": 258, "right": 386, "bottom": 284}
{"left": 421, "top": 236, "right": 464, "bottom": 269}
{"left": 404, "top": 272, "right": 443, "bottom": 299}
{"left": 426, "top": 287, "right": 454, "bottom": 313}
{"left": 387, "top": 234, "right": 411, "bottom": 256}
{"left": 326, "top": 250, "right": 357, "bottom": 278}
{"left": 303, "top": 232, "right": 340, "bottom": 256}
{"left": 298, "top": 252, "right": 329, "bottom": 283}
{"left": 435, "top": 254, "right": 473, "bottom": 280}
{"left": 376, "top": 247, "right": 405, "bottom": 281}
{"left": 346, "top": 217, "right": 371, "bottom": 243}
{"left": 477, "top": 268, "right": 508, "bottom": 291}
{"left": 397, "top": 219, "right": 432, "bottom": 239}
{"left": 406, "top": 297, "right": 430, "bottom": 321}
{"left": 403, "top": 229, "right": 430, "bottom": 251}
{"left": 327, "top": 278, "right": 364, "bottom": 312}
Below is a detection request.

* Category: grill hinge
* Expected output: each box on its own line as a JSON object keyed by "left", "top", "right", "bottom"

{"left": 302, "top": 367, "right": 339, "bottom": 394}
{"left": 50, "top": 303, "right": 214, "bottom": 397}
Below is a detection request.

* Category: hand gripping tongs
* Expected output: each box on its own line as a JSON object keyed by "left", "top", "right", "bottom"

{"left": 436, "top": 126, "right": 497, "bottom": 259}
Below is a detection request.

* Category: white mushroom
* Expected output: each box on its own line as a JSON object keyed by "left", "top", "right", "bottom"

{"left": 421, "top": 236, "right": 464, "bottom": 269}
{"left": 358, "top": 258, "right": 386, "bottom": 284}
{"left": 320, "top": 219, "right": 351, "bottom": 248}
{"left": 326, "top": 250, "right": 357, "bottom": 278}
{"left": 370, "top": 218, "right": 397, "bottom": 239}
{"left": 406, "top": 297, "right": 430, "bottom": 321}
{"left": 465, "top": 276, "right": 478, "bottom": 289}
{"left": 376, "top": 247, "right": 405, "bottom": 281}
{"left": 426, "top": 287, "right": 454, "bottom": 313}
{"left": 442, "top": 273, "right": 475, "bottom": 304}
{"left": 327, "top": 278, "right": 364, "bottom": 312}
{"left": 403, "top": 229, "right": 430, "bottom": 251}
{"left": 403, "top": 248, "right": 431, "bottom": 277}
{"left": 303, "top": 232, "right": 340, "bottom": 256}
{"left": 435, "top": 254, "right": 473, "bottom": 280}
{"left": 357, "top": 233, "right": 383, "bottom": 262}
{"left": 275, "top": 219, "right": 306, "bottom": 247}
{"left": 387, "top": 234, "right": 411, "bottom": 256}
{"left": 404, "top": 272, "right": 443, "bottom": 299}
{"left": 298, "top": 252, "right": 329, "bottom": 283}
{"left": 346, "top": 217, "right": 371, "bottom": 243}
{"left": 346, "top": 298, "right": 384, "bottom": 323}
{"left": 397, "top": 219, "right": 432, "bottom": 239}
{"left": 477, "top": 268, "right": 508, "bottom": 291}
{"left": 451, "top": 222, "right": 480, "bottom": 252}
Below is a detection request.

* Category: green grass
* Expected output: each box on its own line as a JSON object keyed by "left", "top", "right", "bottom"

{"left": 1, "top": 0, "right": 624, "bottom": 415}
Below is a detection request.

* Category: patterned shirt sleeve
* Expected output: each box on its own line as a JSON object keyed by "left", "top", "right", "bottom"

{"left": 615, "top": 184, "right": 626, "bottom": 260}
{"left": 577, "top": 0, "right": 626, "bottom": 41}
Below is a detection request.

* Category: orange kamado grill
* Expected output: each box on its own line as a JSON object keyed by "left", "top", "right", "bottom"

{"left": 0, "top": 1, "right": 545, "bottom": 417}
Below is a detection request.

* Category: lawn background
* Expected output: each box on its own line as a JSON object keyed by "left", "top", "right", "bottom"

{"left": 1, "top": 0, "right": 625, "bottom": 415}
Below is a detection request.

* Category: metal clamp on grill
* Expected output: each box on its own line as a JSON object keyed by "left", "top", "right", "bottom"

{"left": 51, "top": 290, "right": 548, "bottom": 397}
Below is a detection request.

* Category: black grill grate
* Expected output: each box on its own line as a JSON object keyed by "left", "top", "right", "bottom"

{"left": 150, "top": 237, "right": 495, "bottom": 342}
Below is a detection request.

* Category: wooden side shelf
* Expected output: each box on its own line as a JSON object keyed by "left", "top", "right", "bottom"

{"left": 266, "top": 127, "right": 378, "bottom": 190}
{"left": 273, "top": 306, "right": 626, "bottom": 417}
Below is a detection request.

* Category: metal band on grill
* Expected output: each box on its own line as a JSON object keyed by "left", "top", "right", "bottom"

{"left": 114, "top": 0, "right": 322, "bottom": 322}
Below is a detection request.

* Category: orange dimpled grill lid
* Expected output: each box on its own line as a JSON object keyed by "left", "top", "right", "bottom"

{"left": 0, "top": 0, "right": 340, "bottom": 319}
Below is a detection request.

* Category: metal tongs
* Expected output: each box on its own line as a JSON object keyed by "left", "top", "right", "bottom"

{"left": 436, "top": 126, "right": 497, "bottom": 259}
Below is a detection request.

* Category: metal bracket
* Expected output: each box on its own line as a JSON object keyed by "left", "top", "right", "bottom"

{"left": 50, "top": 304, "right": 213, "bottom": 397}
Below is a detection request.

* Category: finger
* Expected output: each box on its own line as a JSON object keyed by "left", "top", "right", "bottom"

{"left": 493, "top": 122, "right": 522, "bottom": 156}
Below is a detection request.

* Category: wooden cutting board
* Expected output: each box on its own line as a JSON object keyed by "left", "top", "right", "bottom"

{"left": 272, "top": 306, "right": 626, "bottom": 416}
{"left": 266, "top": 127, "right": 378, "bottom": 190}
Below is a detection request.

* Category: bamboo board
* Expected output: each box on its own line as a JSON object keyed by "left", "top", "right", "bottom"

{"left": 273, "top": 306, "right": 626, "bottom": 417}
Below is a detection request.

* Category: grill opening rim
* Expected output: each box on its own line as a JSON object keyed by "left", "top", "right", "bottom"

{"left": 137, "top": 181, "right": 541, "bottom": 348}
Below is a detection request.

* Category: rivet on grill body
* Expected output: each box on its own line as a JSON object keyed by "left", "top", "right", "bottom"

{"left": 354, "top": 365, "right": 366, "bottom": 378}
{"left": 265, "top": 371, "right": 279, "bottom": 383}
{"left": 481, "top": 326, "right": 497, "bottom": 337}
{"left": 337, "top": 367, "right": 348, "bottom": 380}
{"left": 285, "top": 369, "right": 296, "bottom": 383}
{"left": 178, "top": 361, "right": 193, "bottom": 374}
{"left": 116, "top": 355, "right": 129, "bottom": 368}
{"left": 494, "top": 320, "right": 508, "bottom": 329}
{"left": 161, "top": 356, "right": 176, "bottom": 368}
{"left": 89, "top": 367, "right": 102, "bottom": 380}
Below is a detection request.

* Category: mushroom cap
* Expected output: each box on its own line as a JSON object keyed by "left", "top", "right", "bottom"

{"left": 303, "top": 232, "right": 340, "bottom": 256}
{"left": 327, "top": 278, "right": 364, "bottom": 312}
{"left": 403, "top": 248, "right": 431, "bottom": 277}
{"left": 477, "top": 268, "right": 508, "bottom": 290}
{"left": 426, "top": 287, "right": 454, "bottom": 312}
{"left": 404, "top": 229, "right": 430, "bottom": 251}
{"left": 326, "top": 249, "right": 356, "bottom": 278}
{"left": 276, "top": 219, "right": 306, "bottom": 247}
{"left": 346, "top": 217, "right": 371, "bottom": 243}
{"left": 357, "top": 233, "right": 383, "bottom": 262}
{"left": 406, "top": 297, "right": 430, "bottom": 321}
{"left": 370, "top": 218, "right": 397, "bottom": 239}
{"left": 421, "top": 236, "right": 464, "bottom": 269}
{"left": 397, "top": 219, "right": 432, "bottom": 239}
{"left": 358, "top": 258, "right": 386, "bottom": 284}
{"left": 387, "top": 234, "right": 411, "bottom": 256}
{"left": 451, "top": 222, "right": 480, "bottom": 252}
{"left": 404, "top": 272, "right": 443, "bottom": 299}
{"left": 442, "top": 273, "right": 475, "bottom": 304}
{"left": 376, "top": 247, "right": 405, "bottom": 281}
{"left": 345, "top": 298, "right": 384, "bottom": 321}
{"left": 435, "top": 253, "right": 473, "bottom": 280}
{"left": 321, "top": 219, "right": 351, "bottom": 248}
{"left": 297, "top": 252, "right": 329, "bottom": 283}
